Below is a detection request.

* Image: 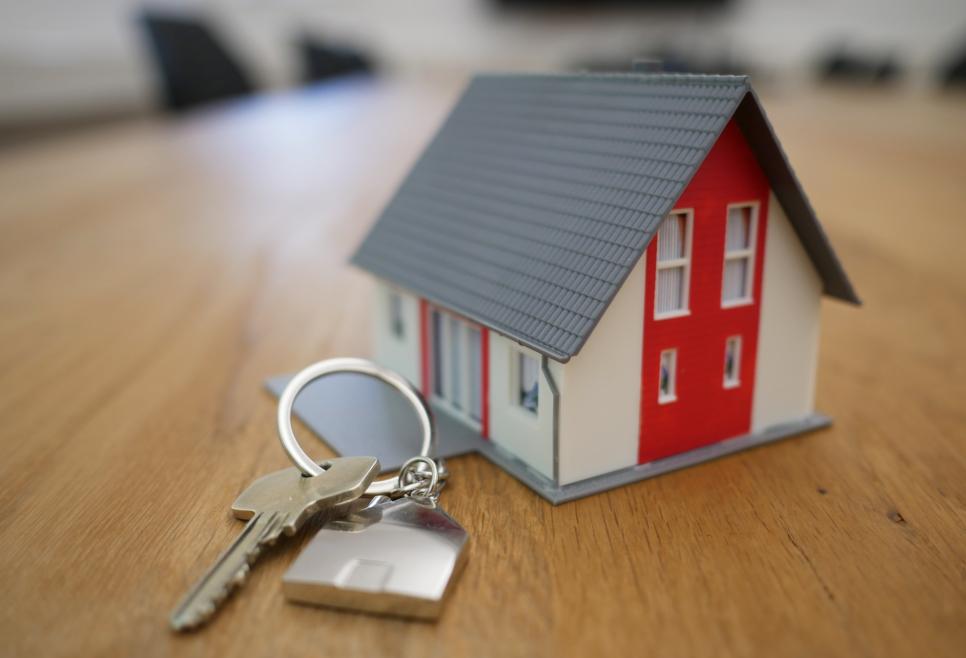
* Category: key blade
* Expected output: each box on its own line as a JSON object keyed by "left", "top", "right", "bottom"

{"left": 170, "top": 512, "right": 283, "bottom": 631}
{"left": 170, "top": 457, "right": 380, "bottom": 631}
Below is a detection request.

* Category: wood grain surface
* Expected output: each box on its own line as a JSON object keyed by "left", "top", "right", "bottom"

{"left": 1, "top": 78, "right": 964, "bottom": 658}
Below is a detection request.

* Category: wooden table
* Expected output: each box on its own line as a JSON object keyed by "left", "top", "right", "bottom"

{"left": 1, "top": 78, "right": 964, "bottom": 658}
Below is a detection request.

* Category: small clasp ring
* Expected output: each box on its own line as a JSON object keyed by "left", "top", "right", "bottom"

{"left": 398, "top": 456, "right": 440, "bottom": 498}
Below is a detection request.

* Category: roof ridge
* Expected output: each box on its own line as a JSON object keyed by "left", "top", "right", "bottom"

{"left": 474, "top": 71, "right": 751, "bottom": 86}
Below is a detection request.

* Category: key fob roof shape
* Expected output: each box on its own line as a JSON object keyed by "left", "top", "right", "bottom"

{"left": 282, "top": 497, "right": 468, "bottom": 620}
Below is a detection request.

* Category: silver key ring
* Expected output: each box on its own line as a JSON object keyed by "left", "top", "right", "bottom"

{"left": 276, "top": 357, "right": 436, "bottom": 497}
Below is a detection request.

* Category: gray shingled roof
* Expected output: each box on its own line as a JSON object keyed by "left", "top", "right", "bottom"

{"left": 352, "top": 73, "right": 858, "bottom": 362}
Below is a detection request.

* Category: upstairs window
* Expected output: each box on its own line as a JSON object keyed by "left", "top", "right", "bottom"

{"left": 724, "top": 336, "right": 742, "bottom": 388}
{"left": 658, "top": 349, "right": 677, "bottom": 403}
{"left": 517, "top": 351, "right": 539, "bottom": 414}
{"left": 655, "top": 211, "right": 692, "bottom": 318}
{"left": 722, "top": 204, "right": 757, "bottom": 305}
{"left": 389, "top": 291, "right": 405, "bottom": 338}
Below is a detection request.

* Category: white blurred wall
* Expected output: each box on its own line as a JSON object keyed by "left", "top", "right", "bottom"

{"left": 0, "top": 0, "right": 964, "bottom": 124}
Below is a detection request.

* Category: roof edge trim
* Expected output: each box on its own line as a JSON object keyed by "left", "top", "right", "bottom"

{"left": 735, "top": 91, "right": 861, "bottom": 305}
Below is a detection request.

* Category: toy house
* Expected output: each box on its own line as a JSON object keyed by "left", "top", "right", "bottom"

{"left": 351, "top": 73, "right": 859, "bottom": 502}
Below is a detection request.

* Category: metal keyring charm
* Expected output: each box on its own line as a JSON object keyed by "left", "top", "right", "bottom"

{"left": 277, "top": 357, "right": 436, "bottom": 496}
{"left": 398, "top": 456, "right": 440, "bottom": 498}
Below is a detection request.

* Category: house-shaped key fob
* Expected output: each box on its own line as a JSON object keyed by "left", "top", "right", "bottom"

{"left": 283, "top": 497, "right": 468, "bottom": 620}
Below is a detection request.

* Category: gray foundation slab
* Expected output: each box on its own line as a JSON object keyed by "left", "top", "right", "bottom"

{"left": 479, "top": 414, "right": 832, "bottom": 504}
{"left": 267, "top": 375, "right": 830, "bottom": 504}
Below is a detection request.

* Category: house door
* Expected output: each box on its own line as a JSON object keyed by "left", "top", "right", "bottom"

{"left": 429, "top": 307, "right": 484, "bottom": 428}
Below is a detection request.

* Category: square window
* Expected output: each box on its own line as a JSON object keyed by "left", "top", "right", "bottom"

{"left": 724, "top": 336, "right": 741, "bottom": 388}
{"left": 658, "top": 349, "right": 677, "bottom": 403}
{"left": 657, "top": 213, "right": 687, "bottom": 260}
{"left": 726, "top": 208, "right": 752, "bottom": 250}
{"left": 517, "top": 351, "right": 539, "bottom": 414}
{"left": 723, "top": 259, "right": 750, "bottom": 301}
{"left": 656, "top": 266, "right": 685, "bottom": 314}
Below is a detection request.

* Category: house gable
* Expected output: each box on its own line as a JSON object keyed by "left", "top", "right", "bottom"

{"left": 732, "top": 92, "right": 857, "bottom": 303}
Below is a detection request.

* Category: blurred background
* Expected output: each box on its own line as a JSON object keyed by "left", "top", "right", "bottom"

{"left": 2, "top": 0, "right": 966, "bottom": 147}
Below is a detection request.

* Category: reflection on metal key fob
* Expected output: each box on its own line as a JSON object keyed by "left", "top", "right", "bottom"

{"left": 282, "top": 496, "right": 468, "bottom": 620}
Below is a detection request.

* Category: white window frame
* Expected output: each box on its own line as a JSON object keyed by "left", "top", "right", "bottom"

{"left": 654, "top": 209, "right": 694, "bottom": 320}
{"left": 428, "top": 306, "right": 482, "bottom": 428}
{"left": 658, "top": 348, "right": 678, "bottom": 404}
{"left": 721, "top": 202, "right": 759, "bottom": 308}
{"left": 388, "top": 290, "right": 405, "bottom": 339}
{"left": 723, "top": 335, "right": 742, "bottom": 388}
{"left": 513, "top": 349, "right": 540, "bottom": 416}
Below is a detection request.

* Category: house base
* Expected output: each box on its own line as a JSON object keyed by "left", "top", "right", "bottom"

{"left": 266, "top": 374, "right": 830, "bottom": 504}
{"left": 471, "top": 414, "right": 831, "bottom": 504}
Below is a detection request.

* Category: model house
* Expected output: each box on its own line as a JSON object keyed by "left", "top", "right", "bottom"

{"left": 351, "top": 72, "right": 859, "bottom": 502}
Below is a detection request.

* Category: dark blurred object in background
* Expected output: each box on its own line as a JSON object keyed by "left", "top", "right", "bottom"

{"left": 938, "top": 37, "right": 966, "bottom": 88}
{"left": 494, "top": 0, "right": 728, "bottom": 6}
{"left": 3, "top": 0, "right": 965, "bottom": 149}
{"left": 817, "top": 46, "right": 902, "bottom": 86}
{"left": 297, "top": 37, "right": 375, "bottom": 85}
{"left": 139, "top": 12, "right": 256, "bottom": 112}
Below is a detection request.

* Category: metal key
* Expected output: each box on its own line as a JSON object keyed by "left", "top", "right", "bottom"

{"left": 170, "top": 456, "right": 379, "bottom": 631}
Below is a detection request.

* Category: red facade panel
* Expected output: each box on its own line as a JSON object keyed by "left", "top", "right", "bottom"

{"left": 638, "top": 120, "right": 770, "bottom": 463}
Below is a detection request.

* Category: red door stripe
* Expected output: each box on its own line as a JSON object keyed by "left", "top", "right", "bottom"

{"left": 419, "top": 298, "right": 430, "bottom": 396}
{"left": 638, "top": 120, "right": 768, "bottom": 463}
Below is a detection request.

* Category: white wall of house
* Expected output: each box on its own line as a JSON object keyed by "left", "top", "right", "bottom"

{"left": 487, "top": 334, "right": 559, "bottom": 481}
{"left": 752, "top": 193, "right": 823, "bottom": 431}
{"left": 372, "top": 281, "right": 421, "bottom": 386}
{"left": 556, "top": 257, "right": 646, "bottom": 485}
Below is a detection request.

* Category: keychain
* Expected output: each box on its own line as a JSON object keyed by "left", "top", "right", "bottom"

{"left": 282, "top": 458, "right": 468, "bottom": 619}
{"left": 276, "top": 358, "right": 468, "bottom": 620}
{"left": 170, "top": 358, "right": 467, "bottom": 630}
